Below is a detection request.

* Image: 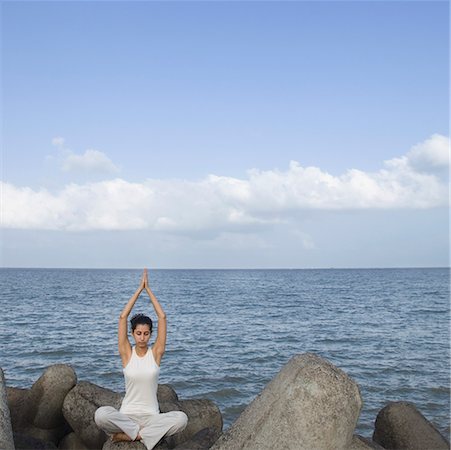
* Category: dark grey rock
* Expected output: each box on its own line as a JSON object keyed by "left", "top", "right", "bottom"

{"left": 351, "top": 434, "right": 386, "bottom": 449}
{"left": 373, "top": 401, "right": 449, "bottom": 450}
{"left": 0, "top": 368, "right": 15, "bottom": 450}
{"left": 157, "top": 385, "right": 179, "bottom": 403}
{"left": 211, "top": 353, "right": 362, "bottom": 450}
{"left": 173, "top": 427, "right": 222, "bottom": 450}
{"left": 62, "top": 381, "right": 117, "bottom": 449}
{"left": 16, "top": 423, "right": 69, "bottom": 446}
{"left": 161, "top": 399, "right": 223, "bottom": 448}
{"left": 101, "top": 438, "right": 147, "bottom": 450}
{"left": 63, "top": 380, "right": 222, "bottom": 450}
{"left": 13, "top": 431, "right": 58, "bottom": 449}
{"left": 7, "top": 386, "right": 32, "bottom": 430}
{"left": 97, "top": 400, "right": 220, "bottom": 450}
{"left": 101, "top": 437, "right": 171, "bottom": 450}
{"left": 6, "top": 365, "right": 76, "bottom": 445}
{"left": 30, "top": 364, "right": 77, "bottom": 429}
{"left": 58, "top": 432, "right": 90, "bottom": 450}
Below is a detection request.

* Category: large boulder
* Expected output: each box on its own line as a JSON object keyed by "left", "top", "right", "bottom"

{"left": 18, "top": 423, "right": 70, "bottom": 445}
{"left": 373, "top": 401, "right": 450, "bottom": 450}
{"left": 101, "top": 437, "right": 169, "bottom": 450}
{"left": 99, "top": 401, "right": 221, "bottom": 450}
{"left": 350, "top": 435, "right": 386, "bottom": 449}
{"left": 161, "top": 399, "right": 223, "bottom": 448}
{"left": 7, "top": 386, "right": 31, "bottom": 430}
{"left": 30, "top": 364, "right": 78, "bottom": 429}
{"left": 13, "top": 431, "right": 58, "bottom": 449}
{"left": 101, "top": 439, "right": 147, "bottom": 450}
{"left": 6, "top": 364, "right": 76, "bottom": 445}
{"left": 0, "top": 368, "right": 15, "bottom": 450}
{"left": 211, "top": 353, "right": 362, "bottom": 450}
{"left": 61, "top": 382, "right": 178, "bottom": 449}
{"left": 173, "top": 427, "right": 222, "bottom": 450}
{"left": 58, "top": 432, "right": 90, "bottom": 450}
{"left": 157, "top": 384, "right": 179, "bottom": 403}
{"left": 63, "top": 381, "right": 121, "bottom": 449}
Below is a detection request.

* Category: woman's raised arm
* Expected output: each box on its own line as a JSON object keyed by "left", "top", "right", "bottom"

{"left": 144, "top": 270, "right": 167, "bottom": 366}
{"left": 118, "top": 271, "right": 145, "bottom": 365}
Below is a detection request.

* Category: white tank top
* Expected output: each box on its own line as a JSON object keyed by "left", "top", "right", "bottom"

{"left": 120, "top": 346, "right": 160, "bottom": 415}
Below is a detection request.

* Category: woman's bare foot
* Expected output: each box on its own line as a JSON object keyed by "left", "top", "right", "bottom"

{"left": 111, "top": 432, "right": 132, "bottom": 442}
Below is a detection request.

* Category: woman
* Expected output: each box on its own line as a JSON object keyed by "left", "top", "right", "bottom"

{"left": 94, "top": 269, "right": 188, "bottom": 449}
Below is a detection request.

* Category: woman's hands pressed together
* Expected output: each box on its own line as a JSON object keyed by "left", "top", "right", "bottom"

{"left": 143, "top": 268, "right": 149, "bottom": 290}
{"left": 138, "top": 268, "right": 147, "bottom": 292}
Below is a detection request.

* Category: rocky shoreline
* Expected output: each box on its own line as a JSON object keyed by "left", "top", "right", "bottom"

{"left": 1, "top": 354, "right": 449, "bottom": 450}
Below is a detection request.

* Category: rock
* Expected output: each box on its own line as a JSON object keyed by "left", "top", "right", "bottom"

{"left": 63, "top": 381, "right": 222, "bottom": 450}
{"left": 13, "top": 431, "right": 58, "bottom": 449}
{"left": 350, "top": 434, "right": 386, "bottom": 449}
{"left": 161, "top": 399, "right": 223, "bottom": 448}
{"left": 97, "top": 399, "right": 221, "bottom": 450}
{"left": 7, "top": 386, "right": 31, "bottom": 430}
{"left": 63, "top": 383, "right": 175, "bottom": 408}
{"left": 30, "top": 364, "right": 77, "bottom": 429}
{"left": 211, "top": 353, "right": 362, "bottom": 450}
{"left": 373, "top": 401, "right": 450, "bottom": 450}
{"left": 63, "top": 381, "right": 120, "bottom": 449}
{"left": 21, "top": 424, "right": 70, "bottom": 446}
{"left": 157, "top": 384, "right": 179, "bottom": 403}
{"left": 101, "top": 437, "right": 170, "bottom": 450}
{"left": 0, "top": 368, "right": 15, "bottom": 450}
{"left": 173, "top": 427, "right": 222, "bottom": 450}
{"left": 58, "top": 432, "right": 90, "bottom": 450}
{"left": 67, "top": 381, "right": 123, "bottom": 410}
{"left": 101, "top": 439, "right": 147, "bottom": 450}
{"left": 6, "top": 365, "right": 76, "bottom": 445}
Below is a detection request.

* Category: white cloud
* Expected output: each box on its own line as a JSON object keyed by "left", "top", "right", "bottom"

{"left": 49, "top": 137, "right": 120, "bottom": 174}
{"left": 1, "top": 134, "right": 449, "bottom": 232}
{"left": 406, "top": 134, "right": 449, "bottom": 171}
{"left": 385, "top": 134, "right": 449, "bottom": 174}
{"left": 61, "top": 149, "right": 120, "bottom": 174}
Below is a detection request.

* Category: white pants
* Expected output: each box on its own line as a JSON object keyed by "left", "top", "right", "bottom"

{"left": 94, "top": 406, "right": 188, "bottom": 450}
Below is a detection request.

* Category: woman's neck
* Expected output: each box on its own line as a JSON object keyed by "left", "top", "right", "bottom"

{"left": 135, "top": 346, "right": 148, "bottom": 357}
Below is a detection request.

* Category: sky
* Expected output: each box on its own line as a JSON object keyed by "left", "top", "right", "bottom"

{"left": 1, "top": 0, "right": 449, "bottom": 269}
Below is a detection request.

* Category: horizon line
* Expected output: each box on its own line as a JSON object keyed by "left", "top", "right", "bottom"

{"left": 0, "top": 266, "right": 449, "bottom": 271}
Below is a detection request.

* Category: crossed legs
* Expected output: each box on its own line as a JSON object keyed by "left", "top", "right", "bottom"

{"left": 95, "top": 406, "right": 188, "bottom": 450}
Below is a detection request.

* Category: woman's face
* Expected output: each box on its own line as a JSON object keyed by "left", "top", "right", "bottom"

{"left": 132, "top": 324, "right": 151, "bottom": 348}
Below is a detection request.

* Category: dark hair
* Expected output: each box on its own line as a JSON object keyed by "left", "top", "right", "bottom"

{"left": 130, "top": 313, "right": 153, "bottom": 333}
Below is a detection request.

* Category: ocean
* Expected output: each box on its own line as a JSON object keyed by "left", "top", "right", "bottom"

{"left": 1, "top": 267, "right": 449, "bottom": 438}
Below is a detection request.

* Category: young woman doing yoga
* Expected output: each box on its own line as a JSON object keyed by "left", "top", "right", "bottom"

{"left": 94, "top": 269, "right": 188, "bottom": 449}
